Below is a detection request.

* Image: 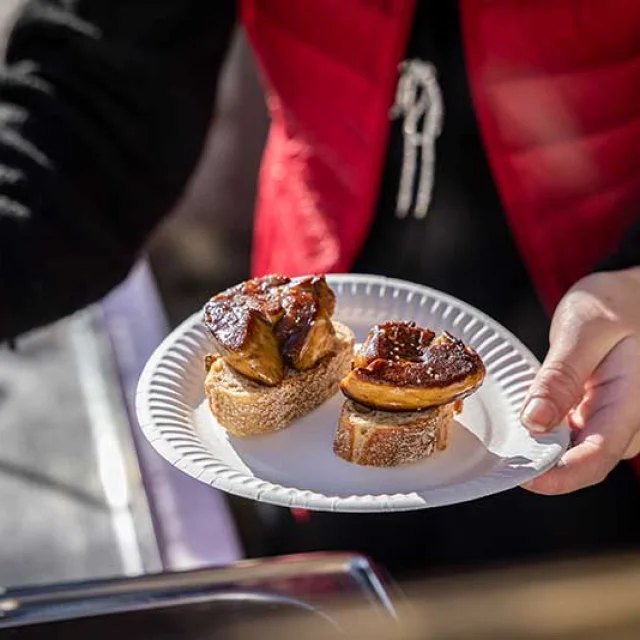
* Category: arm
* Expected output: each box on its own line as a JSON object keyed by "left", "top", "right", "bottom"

{"left": 0, "top": 0, "right": 236, "bottom": 340}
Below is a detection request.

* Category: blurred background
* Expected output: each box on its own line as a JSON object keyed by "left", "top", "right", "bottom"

{"left": 2, "top": 2, "right": 640, "bottom": 638}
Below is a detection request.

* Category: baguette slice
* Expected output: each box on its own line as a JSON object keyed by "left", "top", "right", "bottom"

{"left": 205, "top": 321, "right": 355, "bottom": 436}
{"left": 333, "top": 399, "right": 456, "bottom": 467}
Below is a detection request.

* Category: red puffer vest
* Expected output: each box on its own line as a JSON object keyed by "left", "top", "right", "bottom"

{"left": 241, "top": 0, "right": 640, "bottom": 314}
{"left": 240, "top": 0, "right": 640, "bottom": 484}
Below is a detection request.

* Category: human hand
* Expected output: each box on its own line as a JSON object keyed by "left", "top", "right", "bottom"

{"left": 520, "top": 268, "right": 640, "bottom": 495}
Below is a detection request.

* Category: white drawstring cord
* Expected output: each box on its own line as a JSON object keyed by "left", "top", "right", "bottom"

{"left": 391, "top": 60, "right": 444, "bottom": 219}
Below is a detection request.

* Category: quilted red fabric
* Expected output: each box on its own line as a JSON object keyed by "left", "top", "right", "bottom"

{"left": 461, "top": 0, "right": 640, "bottom": 312}
{"left": 242, "top": 0, "right": 416, "bottom": 278}
{"left": 243, "top": 0, "right": 640, "bottom": 312}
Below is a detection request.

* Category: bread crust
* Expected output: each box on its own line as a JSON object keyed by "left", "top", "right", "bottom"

{"left": 205, "top": 321, "right": 354, "bottom": 436}
{"left": 333, "top": 399, "right": 455, "bottom": 467}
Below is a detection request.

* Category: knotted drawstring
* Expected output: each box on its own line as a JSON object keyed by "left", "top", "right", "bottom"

{"left": 391, "top": 60, "right": 444, "bottom": 219}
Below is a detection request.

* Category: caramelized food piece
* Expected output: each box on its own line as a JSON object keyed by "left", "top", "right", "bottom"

{"left": 340, "top": 322, "right": 485, "bottom": 411}
{"left": 204, "top": 274, "right": 337, "bottom": 384}
{"left": 222, "top": 274, "right": 288, "bottom": 324}
{"left": 204, "top": 297, "right": 284, "bottom": 386}
{"left": 276, "top": 277, "right": 336, "bottom": 370}
{"left": 291, "top": 275, "right": 337, "bottom": 318}
{"left": 353, "top": 321, "right": 435, "bottom": 369}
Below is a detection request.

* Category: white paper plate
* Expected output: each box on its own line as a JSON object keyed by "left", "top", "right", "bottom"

{"left": 136, "top": 274, "right": 570, "bottom": 512}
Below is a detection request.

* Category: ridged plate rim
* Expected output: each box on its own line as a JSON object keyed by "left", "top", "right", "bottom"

{"left": 136, "top": 274, "right": 570, "bottom": 512}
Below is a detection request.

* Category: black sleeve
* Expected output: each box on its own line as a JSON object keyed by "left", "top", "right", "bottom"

{"left": 0, "top": 0, "right": 236, "bottom": 340}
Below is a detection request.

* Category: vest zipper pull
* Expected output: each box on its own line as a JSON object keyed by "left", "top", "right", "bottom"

{"left": 391, "top": 60, "right": 444, "bottom": 220}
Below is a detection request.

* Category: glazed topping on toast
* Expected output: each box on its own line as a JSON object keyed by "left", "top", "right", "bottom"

{"left": 341, "top": 321, "right": 485, "bottom": 411}
{"left": 353, "top": 322, "right": 436, "bottom": 369}
{"left": 204, "top": 275, "right": 336, "bottom": 386}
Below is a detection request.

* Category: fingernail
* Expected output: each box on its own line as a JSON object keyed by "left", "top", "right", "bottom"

{"left": 521, "top": 397, "right": 556, "bottom": 433}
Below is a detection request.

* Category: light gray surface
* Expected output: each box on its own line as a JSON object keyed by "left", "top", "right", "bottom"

{"left": 0, "top": 470, "right": 121, "bottom": 586}
{"left": 0, "top": 260, "right": 243, "bottom": 589}
{"left": 0, "top": 0, "right": 157, "bottom": 588}
{"left": 0, "top": 318, "right": 159, "bottom": 588}
{"left": 102, "top": 262, "right": 243, "bottom": 571}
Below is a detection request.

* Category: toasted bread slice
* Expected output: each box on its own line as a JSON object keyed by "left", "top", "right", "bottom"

{"left": 333, "top": 399, "right": 456, "bottom": 467}
{"left": 205, "top": 321, "right": 355, "bottom": 436}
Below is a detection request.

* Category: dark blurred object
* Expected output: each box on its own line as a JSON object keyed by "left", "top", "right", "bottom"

{"left": 0, "top": 552, "right": 395, "bottom": 638}
{"left": 148, "top": 27, "right": 267, "bottom": 327}
{"left": 5, "top": 550, "right": 640, "bottom": 639}
{"left": 221, "top": 552, "right": 640, "bottom": 640}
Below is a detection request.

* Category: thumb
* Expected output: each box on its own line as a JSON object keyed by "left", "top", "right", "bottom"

{"left": 520, "top": 312, "right": 620, "bottom": 434}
